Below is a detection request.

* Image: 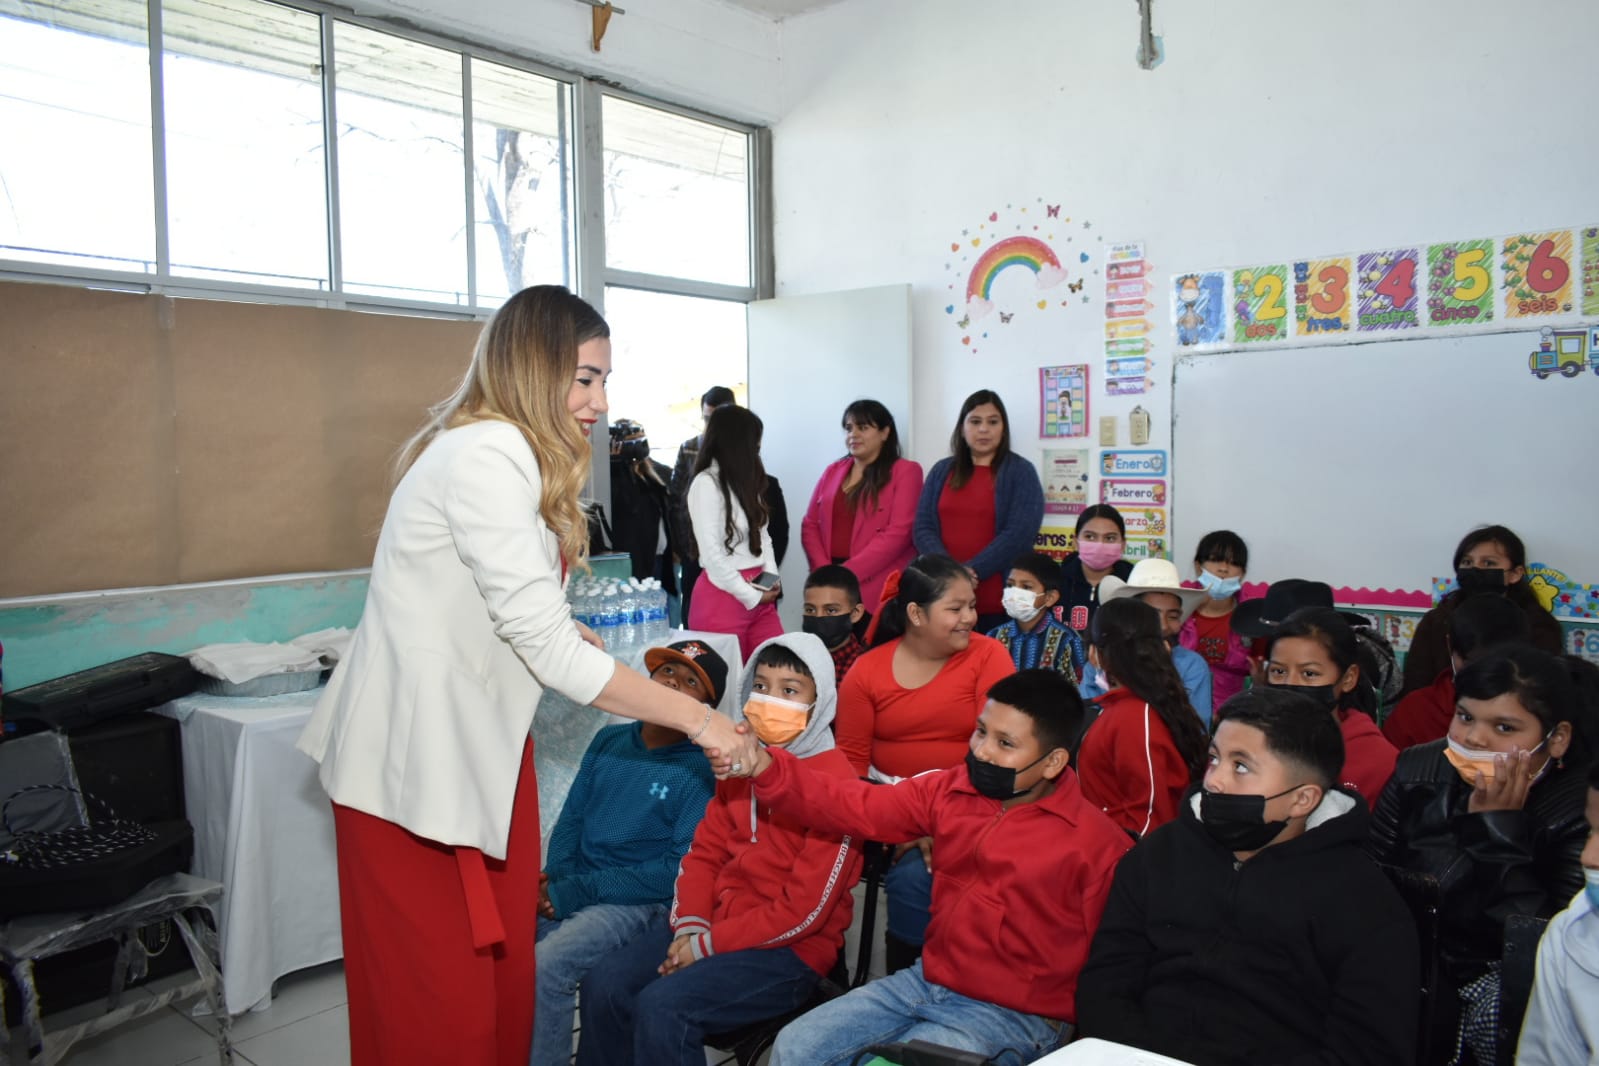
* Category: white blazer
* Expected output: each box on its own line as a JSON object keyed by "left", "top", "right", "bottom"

{"left": 297, "top": 420, "right": 617, "bottom": 858}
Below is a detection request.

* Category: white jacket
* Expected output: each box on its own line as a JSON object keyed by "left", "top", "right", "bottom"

{"left": 687, "top": 463, "right": 775, "bottom": 609}
{"left": 297, "top": 421, "right": 617, "bottom": 858}
{"left": 1518, "top": 887, "right": 1599, "bottom": 1065}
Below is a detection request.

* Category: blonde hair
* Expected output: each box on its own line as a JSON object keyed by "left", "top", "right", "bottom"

{"left": 396, "top": 285, "right": 608, "bottom": 570}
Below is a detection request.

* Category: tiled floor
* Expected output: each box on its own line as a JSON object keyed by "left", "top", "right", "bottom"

{"left": 8, "top": 881, "right": 886, "bottom": 1066}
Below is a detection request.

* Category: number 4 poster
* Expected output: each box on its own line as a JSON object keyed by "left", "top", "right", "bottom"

{"left": 1233, "top": 265, "right": 1288, "bottom": 344}
{"left": 1356, "top": 249, "right": 1420, "bottom": 331}
{"left": 1502, "top": 231, "right": 1575, "bottom": 319}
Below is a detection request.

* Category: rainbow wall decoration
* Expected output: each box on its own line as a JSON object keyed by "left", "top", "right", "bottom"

{"left": 966, "top": 235, "right": 1068, "bottom": 320}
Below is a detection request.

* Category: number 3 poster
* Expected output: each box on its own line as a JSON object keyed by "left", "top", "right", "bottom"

{"left": 1293, "top": 257, "right": 1353, "bottom": 336}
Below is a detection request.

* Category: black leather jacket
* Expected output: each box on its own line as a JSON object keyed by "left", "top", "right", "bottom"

{"left": 1367, "top": 739, "right": 1587, "bottom": 980}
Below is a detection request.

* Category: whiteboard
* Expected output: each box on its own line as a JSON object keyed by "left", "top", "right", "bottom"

{"left": 1171, "top": 328, "right": 1599, "bottom": 596}
{"left": 748, "top": 285, "right": 914, "bottom": 630}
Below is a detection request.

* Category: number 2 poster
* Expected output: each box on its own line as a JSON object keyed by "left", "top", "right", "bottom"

{"left": 1356, "top": 249, "right": 1420, "bottom": 331}
{"left": 1232, "top": 265, "right": 1288, "bottom": 344}
{"left": 1502, "top": 230, "right": 1575, "bottom": 319}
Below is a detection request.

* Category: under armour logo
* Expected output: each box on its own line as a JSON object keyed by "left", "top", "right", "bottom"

{"left": 649, "top": 783, "right": 669, "bottom": 800}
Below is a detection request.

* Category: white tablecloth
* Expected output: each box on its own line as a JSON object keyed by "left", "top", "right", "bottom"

{"left": 152, "top": 628, "right": 742, "bottom": 1016}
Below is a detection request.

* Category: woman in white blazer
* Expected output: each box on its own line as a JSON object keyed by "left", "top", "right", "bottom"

{"left": 297, "top": 286, "right": 755, "bottom": 1066}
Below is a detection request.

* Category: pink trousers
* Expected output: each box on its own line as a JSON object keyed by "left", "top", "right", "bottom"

{"left": 687, "top": 568, "right": 783, "bottom": 662}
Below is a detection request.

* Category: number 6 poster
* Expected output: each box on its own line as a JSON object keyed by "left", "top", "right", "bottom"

{"left": 1502, "top": 231, "right": 1575, "bottom": 319}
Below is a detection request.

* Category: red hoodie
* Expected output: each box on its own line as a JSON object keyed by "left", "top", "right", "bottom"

{"left": 1381, "top": 670, "right": 1456, "bottom": 751}
{"left": 669, "top": 747, "right": 862, "bottom": 975}
{"left": 1077, "top": 688, "right": 1194, "bottom": 837}
{"left": 1338, "top": 708, "right": 1398, "bottom": 805}
{"left": 753, "top": 747, "right": 1131, "bottom": 1021}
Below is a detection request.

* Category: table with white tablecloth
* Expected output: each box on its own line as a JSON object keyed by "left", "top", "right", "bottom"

{"left": 153, "top": 628, "right": 742, "bottom": 1015}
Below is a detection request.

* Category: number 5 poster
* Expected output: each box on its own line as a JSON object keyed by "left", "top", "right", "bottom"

{"left": 1232, "top": 265, "right": 1288, "bottom": 343}
{"left": 1426, "top": 239, "right": 1493, "bottom": 325}
{"left": 1502, "top": 231, "right": 1575, "bottom": 319}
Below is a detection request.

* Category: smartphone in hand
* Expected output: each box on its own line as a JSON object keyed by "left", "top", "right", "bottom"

{"left": 749, "top": 571, "right": 782, "bottom": 592}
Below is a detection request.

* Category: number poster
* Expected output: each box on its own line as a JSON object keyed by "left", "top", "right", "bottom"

{"left": 1174, "top": 224, "right": 1594, "bottom": 352}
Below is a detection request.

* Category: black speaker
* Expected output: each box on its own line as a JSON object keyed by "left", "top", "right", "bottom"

{"left": 66, "top": 711, "right": 186, "bottom": 825}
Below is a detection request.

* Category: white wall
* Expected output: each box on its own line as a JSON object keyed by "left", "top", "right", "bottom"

{"left": 772, "top": 0, "right": 1599, "bottom": 574}
{"left": 353, "top": 0, "right": 784, "bottom": 122}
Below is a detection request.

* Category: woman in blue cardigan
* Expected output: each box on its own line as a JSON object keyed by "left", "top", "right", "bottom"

{"left": 913, "top": 389, "right": 1045, "bottom": 633}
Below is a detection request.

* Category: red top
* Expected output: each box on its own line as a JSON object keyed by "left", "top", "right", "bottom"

{"left": 1190, "top": 611, "right": 1233, "bottom": 666}
{"left": 937, "top": 465, "right": 1002, "bottom": 614}
{"left": 830, "top": 485, "right": 856, "bottom": 560}
{"left": 669, "top": 747, "right": 863, "bottom": 975}
{"left": 1337, "top": 708, "right": 1399, "bottom": 805}
{"left": 835, "top": 634, "right": 1017, "bottom": 778}
{"left": 1381, "top": 670, "right": 1457, "bottom": 751}
{"left": 1076, "top": 687, "right": 1193, "bottom": 837}
{"left": 754, "top": 747, "right": 1131, "bottom": 1020}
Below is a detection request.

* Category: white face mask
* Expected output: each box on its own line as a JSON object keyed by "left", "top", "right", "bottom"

{"left": 1001, "top": 586, "right": 1044, "bottom": 623}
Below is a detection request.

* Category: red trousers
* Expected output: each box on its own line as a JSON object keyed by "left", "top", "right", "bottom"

{"left": 333, "top": 740, "right": 540, "bottom": 1066}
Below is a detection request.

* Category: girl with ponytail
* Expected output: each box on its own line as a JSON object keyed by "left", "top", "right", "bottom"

{"left": 1076, "top": 597, "right": 1209, "bottom": 837}
{"left": 1264, "top": 607, "right": 1399, "bottom": 803}
{"left": 834, "top": 553, "right": 1016, "bottom": 972}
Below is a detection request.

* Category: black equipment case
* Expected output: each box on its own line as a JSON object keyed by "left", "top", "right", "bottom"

{"left": 1, "top": 653, "right": 200, "bottom": 732}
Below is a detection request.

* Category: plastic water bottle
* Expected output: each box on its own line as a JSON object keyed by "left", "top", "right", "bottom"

{"left": 598, "top": 584, "right": 622, "bottom": 646}
{"left": 648, "top": 581, "right": 671, "bottom": 641}
{"left": 614, "top": 582, "right": 636, "bottom": 650}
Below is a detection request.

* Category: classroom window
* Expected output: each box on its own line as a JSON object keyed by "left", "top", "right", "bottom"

{"left": 470, "top": 58, "right": 573, "bottom": 306}
{"left": 334, "top": 23, "right": 468, "bottom": 305}
{"left": 163, "top": 0, "right": 329, "bottom": 288}
{"left": 602, "top": 97, "right": 752, "bottom": 287}
{"left": 0, "top": 1, "right": 156, "bottom": 273}
{"left": 602, "top": 287, "right": 750, "bottom": 466}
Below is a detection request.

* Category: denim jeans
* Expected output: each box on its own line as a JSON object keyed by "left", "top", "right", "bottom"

{"left": 574, "top": 914, "right": 820, "bottom": 1066}
{"left": 530, "top": 902, "right": 666, "bottom": 1066}
{"left": 769, "top": 960, "right": 1068, "bottom": 1066}
{"left": 884, "top": 849, "right": 934, "bottom": 944}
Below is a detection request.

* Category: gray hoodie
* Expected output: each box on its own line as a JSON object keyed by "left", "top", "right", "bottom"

{"left": 735, "top": 632, "right": 838, "bottom": 761}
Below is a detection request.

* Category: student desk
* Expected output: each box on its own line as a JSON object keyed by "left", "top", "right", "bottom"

{"left": 152, "top": 628, "right": 741, "bottom": 1016}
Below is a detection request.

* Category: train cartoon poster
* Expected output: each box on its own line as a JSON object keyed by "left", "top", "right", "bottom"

{"left": 1583, "top": 227, "right": 1599, "bottom": 317}
{"left": 1356, "top": 249, "right": 1421, "bottom": 331}
{"left": 1232, "top": 265, "right": 1289, "bottom": 344}
{"left": 1039, "top": 364, "right": 1090, "bottom": 438}
{"left": 1173, "top": 271, "right": 1226, "bottom": 347}
{"left": 1426, "top": 239, "right": 1495, "bottom": 326}
{"left": 1502, "top": 231, "right": 1576, "bottom": 320}
{"left": 1292, "top": 258, "right": 1353, "bottom": 337}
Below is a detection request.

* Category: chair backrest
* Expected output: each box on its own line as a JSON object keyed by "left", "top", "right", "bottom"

{"left": 1379, "top": 864, "right": 1443, "bottom": 1065}
{"left": 1495, "top": 913, "right": 1550, "bottom": 1066}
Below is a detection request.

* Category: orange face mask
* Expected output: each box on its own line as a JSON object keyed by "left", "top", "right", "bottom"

{"left": 1442, "top": 736, "right": 1548, "bottom": 787}
{"left": 742, "top": 693, "right": 811, "bottom": 746}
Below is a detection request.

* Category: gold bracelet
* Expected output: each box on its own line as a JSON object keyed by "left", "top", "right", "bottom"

{"left": 686, "top": 708, "right": 714, "bottom": 743}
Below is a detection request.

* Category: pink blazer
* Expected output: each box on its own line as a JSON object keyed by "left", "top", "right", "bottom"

{"left": 801, "top": 456, "right": 924, "bottom": 613}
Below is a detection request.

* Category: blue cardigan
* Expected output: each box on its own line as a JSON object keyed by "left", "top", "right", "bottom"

{"left": 913, "top": 454, "right": 1045, "bottom": 581}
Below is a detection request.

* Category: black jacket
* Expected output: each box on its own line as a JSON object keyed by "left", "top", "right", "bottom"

{"left": 1367, "top": 739, "right": 1587, "bottom": 980}
{"left": 1398, "top": 586, "right": 1565, "bottom": 697}
{"left": 610, "top": 456, "right": 676, "bottom": 594}
{"left": 1078, "top": 788, "right": 1418, "bottom": 1066}
{"left": 1058, "top": 554, "right": 1132, "bottom": 633}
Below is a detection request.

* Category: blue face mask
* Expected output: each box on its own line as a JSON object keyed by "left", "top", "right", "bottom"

{"left": 1586, "top": 867, "right": 1599, "bottom": 911}
{"left": 1198, "top": 568, "right": 1243, "bottom": 601}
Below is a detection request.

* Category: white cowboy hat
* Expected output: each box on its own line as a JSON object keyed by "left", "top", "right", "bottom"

{"left": 1098, "top": 558, "right": 1208, "bottom": 624}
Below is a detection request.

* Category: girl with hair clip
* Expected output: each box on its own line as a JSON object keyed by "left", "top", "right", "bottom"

{"left": 686, "top": 405, "right": 782, "bottom": 660}
{"left": 1057, "top": 504, "right": 1135, "bottom": 635}
{"left": 297, "top": 286, "right": 756, "bottom": 1066}
{"left": 800, "top": 398, "right": 924, "bottom": 615}
{"left": 1370, "top": 647, "right": 1599, "bottom": 1066}
{"left": 1264, "top": 607, "right": 1399, "bottom": 804}
{"left": 1076, "top": 597, "right": 1209, "bottom": 837}
{"left": 913, "top": 390, "right": 1045, "bottom": 633}
{"left": 834, "top": 554, "right": 1015, "bottom": 972}
{"left": 1401, "top": 524, "right": 1566, "bottom": 698}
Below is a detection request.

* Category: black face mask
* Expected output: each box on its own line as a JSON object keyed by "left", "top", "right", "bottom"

{"left": 965, "top": 749, "right": 1051, "bottom": 800}
{"left": 1456, "top": 566, "right": 1507, "bottom": 599}
{"left": 1265, "top": 680, "right": 1341, "bottom": 710}
{"left": 1199, "top": 785, "right": 1304, "bottom": 851}
{"left": 802, "top": 614, "right": 855, "bottom": 649}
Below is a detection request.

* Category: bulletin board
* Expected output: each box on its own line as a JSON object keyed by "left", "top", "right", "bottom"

{"left": 0, "top": 281, "right": 480, "bottom": 598}
{"left": 1171, "top": 329, "right": 1599, "bottom": 602}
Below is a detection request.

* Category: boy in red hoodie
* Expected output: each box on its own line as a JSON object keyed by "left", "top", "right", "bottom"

{"left": 574, "top": 633, "right": 861, "bottom": 1066}
{"left": 757, "top": 669, "right": 1132, "bottom": 1065}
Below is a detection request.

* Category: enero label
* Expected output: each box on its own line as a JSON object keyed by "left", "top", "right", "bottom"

{"left": 1100, "top": 449, "right": 1168, "bottom": 476}
{"left": 1100, "top": 479, "right": 1167, "bottom": 506}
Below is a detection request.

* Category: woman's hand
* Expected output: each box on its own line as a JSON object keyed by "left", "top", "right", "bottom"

{"left": 1467, "top": 749, "right": 1538, "bottom": 813}
{"left": 693, "top": 711, "right": 762, "bottom": 779}
{"left": 576, "top": 620, "right": 605, "bottom": 650}
{"left": 538, "top": 873, "right": 556, "bottom": 919}
{"left": 756, "top": 582, "right": 782, "bottom": 605}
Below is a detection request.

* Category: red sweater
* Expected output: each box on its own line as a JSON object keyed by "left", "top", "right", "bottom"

{"left": 1381, "top": 670, "right": 1456, "bottom": 751}
{"left": 754, "top": 748, "right": 1131, "bottom": 1020}
{"left": 669, "top": 747, "right": 862, "bottom": 975}
{"left": 1077, "top": 688, "right": 1194, "bottom": 837}
{"left": 835, "top": 635, "right": 1017, "bottom": 778}
{"left": 1337, "top": 709, "right": 1398, "bottom": 806}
